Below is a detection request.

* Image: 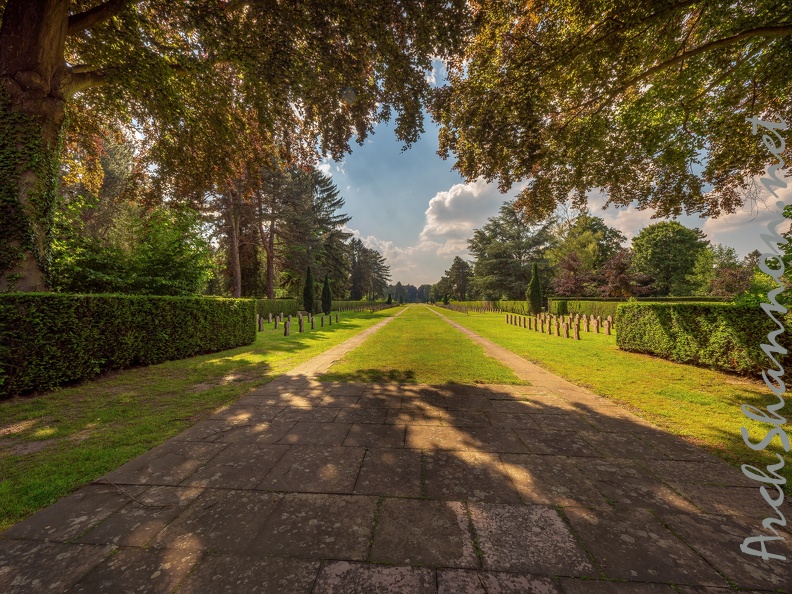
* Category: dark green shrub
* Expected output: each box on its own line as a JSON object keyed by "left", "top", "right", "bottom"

{"left": 615, "top": 302, "right": 791, "bottom": 375}
{"left": 322, "top": 275, "right": 332, "bottom": 315}
{"left": 303, "top": 266, "right": 316, "bottom": 313}
{"left": 0, "top": 294, "right": 255, "bottom": 397}
{"left": 527, "top": 262, "right": 542, "bottom": 314}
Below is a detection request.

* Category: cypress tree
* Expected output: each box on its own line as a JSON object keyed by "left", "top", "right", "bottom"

{"left": 321, "top": 274, "right": 332, "bottom": 315}
{"left": 527, "top": 261, "right": 542, "bottom": 314}
{"left": 303, "top": 266, "right": 316, "bottom": 313}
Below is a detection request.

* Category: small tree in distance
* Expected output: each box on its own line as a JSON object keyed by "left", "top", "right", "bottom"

{"left": 321, "top": 274, "right": 332, "bottom": 315}
{"left": 303, "top": 266, "right": 316, "bottom": 313}
{"left": 527, "top": 262, "right": 542, "bottom": 314}
{"left": 387, "top": 293, "right": 392, "bottom": 305}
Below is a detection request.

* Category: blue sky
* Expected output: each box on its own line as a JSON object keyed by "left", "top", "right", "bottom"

{"left": 319, "top": 64, "right": 790, "bottom": 286}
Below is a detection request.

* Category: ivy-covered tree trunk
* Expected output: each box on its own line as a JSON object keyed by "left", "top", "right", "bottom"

{"left": 0, "top": 0, "right": 70, "bottom": 291}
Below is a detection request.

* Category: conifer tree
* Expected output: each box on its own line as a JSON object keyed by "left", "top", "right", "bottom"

{"left": 527, "top": 262, "right": 543, "bottom": 314}
{"left": 321, "top": 274, "right": 332, "bottom": 315}
{"left": 303, "top": 266, "right": 315, "bottom": 313}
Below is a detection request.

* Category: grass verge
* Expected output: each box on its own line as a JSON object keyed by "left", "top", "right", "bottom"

{"left": 322, "top": 305, "right": 526, "bottom": 385}
{"left": 433, "top": 306, "right": 792, "bottom": 490}
{"left": 0, "top": 309, "right": 394, "bottom": 531}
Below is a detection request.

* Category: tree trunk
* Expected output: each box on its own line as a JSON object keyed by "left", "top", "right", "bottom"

{"left": 0, "top": 0, "right": 70, "bottom": 291}
{"left": 261, "top": 217, "right": 276, "bottom": 299}
{"left": 226, "top": 192, "right": 242, "bottom": 298}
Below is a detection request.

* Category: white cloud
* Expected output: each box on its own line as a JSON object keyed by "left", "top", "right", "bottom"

{"left": 346, "top": 177, "right": 524, "bottom": 284}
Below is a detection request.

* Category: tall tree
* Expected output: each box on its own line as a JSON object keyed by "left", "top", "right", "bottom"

{"left": 321, "top": 273, "right": 332, "bottom": 315}
{"left": 348, "top": 238, "right": 390, "bottom": 300}
{"left": 433, "top": 1, "right": 792, "bottom": 221}
{"left": 302, "top": 265, "right": 315, "bottom": 313}
{"left": 527, "top": 262, "right": 542, "bottom": 314}
{"left": 0, "top": 0, "right": 470, "bottom": 290}
{"left": 630, "top": 221, "right": 709, "bottom": 296}
{"left": 468, "top": 201, "right": 552, "bottom": 299}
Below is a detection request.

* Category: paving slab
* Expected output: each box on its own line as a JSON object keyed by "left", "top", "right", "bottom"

{"left": 467, "top": 503, "right": 595, "bottom": 575}
{"left": 512, "top": 429, "right": 597, "bottom": 457}
{"left": 424, "top": 450, "right": 522, "bottom": 503}
{"left": 98, "top": 441, "right": 228, "bottom": 486}
{"left": 178, "top": 555, "right": 320, "bottom": 594}
{"left": 212, "top": 420, "right": 297, "bottom": 443}
{"left": 500, "top": 454, "right": 609, "bottom": 508}
{"left": 438, "top": 569, "right": 562, "bottom": 593}
{"left": 153, "top": 489, "right": 282, "bottom": 554}
{"left": 354, "top": 448, "right": 422, "bottom": 497}
{"left": 333, "top": 406, "right": 389, "bottom": 423}
{"left": 180, "top": 443, "right": 289, "bottom": 488}
{"left": 558, "top": 580, "right": 676, "bottom": 593}
{"left": 370, "top": 499, "right": 478, "bottom": 568}
{"left": 343, "top": 423, "right": 406, "bottom": 447}
{"left": 277, "top": 421, "right": 352, "bottom": 446}
{"left": 0, "top": 540, "right": 114, "bottom": 594}
{"left": 563, "top": 507, "right": 726, "bottom": 585}
{"left": 252, "top": 493, "right": 377, "bottom": 560}
{"left": 78, "top": 486, "right": 203, "bottom": 546}
{"left": 658, "top": 512, "right": 792, "bottom": 590}
{"left": 257, "top": 445, "right": 365, "bottom": 493}
{"left": 69, "top": 546, "right": 200, "bottom": 593}
{"left": 313, "top": 561, "right": 436, "bottom": 594}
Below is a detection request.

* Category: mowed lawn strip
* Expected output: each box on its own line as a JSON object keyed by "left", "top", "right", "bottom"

{"left": 0, "top": 309, "right": 395, "bottom": 531}
{"left": 322, "top": 305, "right": 526, "bottom": 385}
{"left": 434, "top": 306, "right": 792, "bottom": 489}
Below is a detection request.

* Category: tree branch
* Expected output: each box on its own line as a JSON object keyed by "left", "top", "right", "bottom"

{"left": 559, "top": 24, "right": 792, "bottom": 132}
{"left": 64, "top": 70, "right": 109, "bottom": 96}
{"left": 68, "top": 0, "right": 141, "bottom": 36}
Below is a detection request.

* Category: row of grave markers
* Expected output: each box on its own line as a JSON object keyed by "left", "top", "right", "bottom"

{"left": 505, "top": 312, "right": 613, "bottom": 339}
{"left": 256, "top": 312, "right": 340, "bottom": 336}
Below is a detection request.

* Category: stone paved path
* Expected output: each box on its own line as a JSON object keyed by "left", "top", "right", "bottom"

{"left": 2, "top": 306, "right": 791, "bottom": 593}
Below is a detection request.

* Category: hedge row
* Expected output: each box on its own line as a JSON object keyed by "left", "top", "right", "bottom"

{"left": 0, "top": 294, "right": 256, "bottom": 397}
{"left": 449, "top": 300, "right": 533, "bottom": 314}
{"left": 549, "top": 300, "right": 620, "bottom": 319}
{"left": 615, "top": 302, "right": 790, "bottom": 375}
{"left": 256, "top": 298, "right": 299, "bottom": 318}
{"left": 333, "top": 300, "right": 381, "bottom": 310}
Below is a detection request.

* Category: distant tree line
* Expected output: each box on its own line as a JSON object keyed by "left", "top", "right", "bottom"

{"left": 428, "top": 200, "right": 774, "bottom": 306}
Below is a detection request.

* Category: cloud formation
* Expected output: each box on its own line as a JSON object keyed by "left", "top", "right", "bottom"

{"left": 346, "top": 178, "right": 522, "bottom": 284}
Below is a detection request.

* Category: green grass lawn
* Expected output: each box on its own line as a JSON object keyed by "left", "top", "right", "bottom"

{"left": 434, "top": 305, "right": 792, "bottom": 490}
{"left": 322, "top": 305, "right": 526, "bottom": 385}
{"left": 0, "top": 309, "right": 394, "bottom": 531}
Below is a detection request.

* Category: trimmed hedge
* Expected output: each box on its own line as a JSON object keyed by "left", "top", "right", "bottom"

{"left": 256, "top": 298, "right": 299, "bottom": 318}
{"left": 0, "top": 294, "right": 256, "bottom": 397}
{"left": 615, "top": 302, "right": 790, "bottom": 375}
{"left": 549, "top": 300, "right": 620, "bottom": 319}
{"left": 449, "top": 300, "right": 532, "bottom": 314}
{"left": 549, "top": 296, "right": 730, "bottom": 319}
{"left": 333, "top": 300, "right": 381, "bottom": 310}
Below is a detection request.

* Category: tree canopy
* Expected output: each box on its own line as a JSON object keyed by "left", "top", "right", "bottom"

{"left": 432, "top": 0, "right": 792, "bottom": 221}
{"left": 0, "top": 0, "right": 471, "bottom": 290}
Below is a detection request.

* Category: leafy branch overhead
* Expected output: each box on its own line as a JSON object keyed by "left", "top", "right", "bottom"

{"left": 0, "top": 0, "right": 470, "bottom": 290}
{"left": 432, "top": 0, "right": 792, "bottom": 220}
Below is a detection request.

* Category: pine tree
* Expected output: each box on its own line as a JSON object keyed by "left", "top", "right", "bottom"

{"left": 387, "top": 293, "right": 392, "bottom": 305}
{"left": 321, "top": 274, "right": 332, "bottom": 315}
{"left": 527, "top": 262, "right": 543, "bottom": 314}
{"left": 303, "top": 266, "right": 316, "bottom": 313}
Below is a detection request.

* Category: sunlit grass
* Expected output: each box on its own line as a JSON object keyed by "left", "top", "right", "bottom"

{"left": 323, "top": 305, "right": 526, "bottom": 385}
{"left": 0, "top": 309, "right": 394, "bottom": 531}
{"left": 434, "top": 306, "right": 792, "bottom": 490}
